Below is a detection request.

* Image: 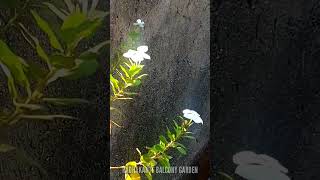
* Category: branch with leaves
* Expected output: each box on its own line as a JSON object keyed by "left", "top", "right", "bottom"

{"left": 110, "top": 19, "right": 149, "bottom": 130}
{"left": 110, "top": 110, "right": 203, "bottom": 180}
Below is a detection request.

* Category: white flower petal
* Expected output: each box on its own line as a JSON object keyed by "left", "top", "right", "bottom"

{"left": 258, "top": 154, "right": 288, "bottom": 173}
{"left": 182, "top": 109, "right": 203, "bottom": 124}
{"left": 137, "top": 46, "right": 148, "bottom": 53}
{"left": 183, "top": 109, "right": 200, "bottom": 116}
{"left": 123, "top": 49, "right": 137, "bottom": 58}
{"left": 137, "top": 19, "right": 142, "bottom": 23}
{"left": 131, "top": 54, "right": 144, "bottom": 63}
{"left": 142, "top": 53, "right": 151, "bottom": 60}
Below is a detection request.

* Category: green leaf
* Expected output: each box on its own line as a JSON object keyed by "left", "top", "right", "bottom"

{"left": 154, "top": 144, "right": 165, "bottom": 152}
{"left": 183, "top": 136, "right": 196, "bottom": 140}
{"left": 159, "top": 135, "right": 168, "bottom": 145}
{"left": 19, "top": 23, "right": 51, "bottom": 67}
{"left": 132, "top": 80, "right": 141, "bottom": 87}
{"left": 61, "top": 11, "right": 86, "bottom": 30}
{"left": 0, "top": 144, "right": 16, "bottom": 153}
{"left": 50, "top": 55, "right": 76, "bottom": 69}
{"left": 61, "top": 18, "right": 102, "bottom": 50}
{"left": 158, "top": 156, "right": 170, "bottom": 168}
{"left": 166, "top": 127, "right": 174, "bottom": 141}
{"left": 19, "top": 115, "right": 77, "bottom": 121}
{"left": 25, "top": 61, "right": 47, "bottom": 82}
{"left": 0, "top": 63, "right": 18, "bottom": 99}
{"left": 66, "top": 59, "right": 99, "bottom": 79}
{"left": 43, "top": 2, "right": 67, "bottom": 20}
{"left": 110, "top": 74, "right": 119, "bottom": 92}
{"left": 176, "top": 147, "right": 187, "bottom": 155}
{"left": 15, "top": 103, "right": 43, "bottom": 111}
{"left": 0, "top": 40, "right": 29, "bottom": 89}
{"left": 136, "top": 74, "right": 148, "bottom": 79}
{"left": 43, "top": 98, "right": 90, "bottom": 105}
{"left": 120, "top": 65, "right": 129, "bottom": 78}
{"left": 30, "top": 10, "right": 63, "bottom": 52}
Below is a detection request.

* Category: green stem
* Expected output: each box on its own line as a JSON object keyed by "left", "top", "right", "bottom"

{"left": 2, "top": 70, "right": 57, "bottom": 126}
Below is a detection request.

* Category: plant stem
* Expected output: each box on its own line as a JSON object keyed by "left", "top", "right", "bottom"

{"left": 110, "top": 166, "right": 125, "bottom": 170}
{"left": 3, "top": 70, "right": 57, "bottom": 126}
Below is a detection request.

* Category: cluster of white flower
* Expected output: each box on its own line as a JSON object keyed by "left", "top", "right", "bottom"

{"left": 123, "top": 19, "right": 150, "bottom": 64}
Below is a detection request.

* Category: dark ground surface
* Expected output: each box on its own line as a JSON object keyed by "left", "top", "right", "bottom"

{"left": 0, "top": 1, "right": 109, "bottom": 179}
{"left": 212, "top": 0, "right": 320, "bottom": 179}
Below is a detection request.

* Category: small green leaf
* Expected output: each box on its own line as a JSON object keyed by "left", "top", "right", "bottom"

{"left": 158, "top": 156, "right": 170, "bottom": 168}
{"left": 183, "top": 136, "right": 196, "bottom": 140}
{"left": 0, "top": 144, "right": 16, "bottom": 153}
{"left": 159, "top": 135, "right": 168, "bottom": 145}
{"left": 166, "top": 127, "right": 174, "bottom": 141}
{"left": 0, "top": 40, "right": 30, "bottom": 89}
{"left": 61, "top": 11, "right": 86, "bottom": 30}
{"left": 176, "top": 147, "right": 187, "bottom": 155}
{"left": 132, "top": 79, "right": 141, "bottom": 87}
{"left": 30, "top": 10, "right": 63, "bottom": 51}
{"left": 120, "top": 65, "right": 129, "bottom": 78}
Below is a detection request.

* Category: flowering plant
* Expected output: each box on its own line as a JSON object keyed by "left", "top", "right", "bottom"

{"left": 110, "top": 19, "right": 204, "bottom": 180}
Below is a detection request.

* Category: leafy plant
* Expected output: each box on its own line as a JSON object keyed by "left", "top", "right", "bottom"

{"left": 110, "top": 21, "right": 147, "bottom": 130}
{"left": 111, "top": 115, "right": 201, "bottom": 180}
{"left": 0, "top": 0, "right": 108, "bottom": 175}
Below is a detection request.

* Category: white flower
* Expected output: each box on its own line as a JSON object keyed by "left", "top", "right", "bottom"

{"left": 233, "top": 151, "right": 290, "bottom": 180}
{"left": 183, "top": 109, "right": 203, "bottom": 124}
{"left": 133, "top": 19, "right": 145, "bottom": 28}
{"left": 123, "top": 46, "right": 151, "bottom": 63}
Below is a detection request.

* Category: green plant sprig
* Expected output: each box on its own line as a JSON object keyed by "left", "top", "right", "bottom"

{"left": 110, "top": 117, "right": 196, "bottom": 180}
